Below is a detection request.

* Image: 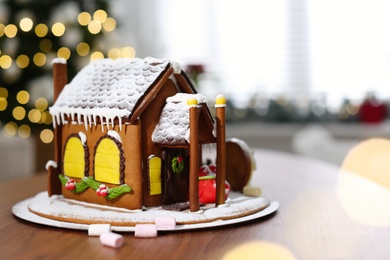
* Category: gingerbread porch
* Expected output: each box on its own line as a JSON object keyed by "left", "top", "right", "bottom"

{"left": 46, "top": 57, "right": 227, "bottom": 211}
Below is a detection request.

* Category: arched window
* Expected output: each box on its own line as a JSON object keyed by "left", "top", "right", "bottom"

{"left": 63, "top": 134, "right": 88, "bottom": 179}
{"left": 94, "top": 136, "right": 124, "bottom": 185}
{"left": 148, "top": 156, "right": 162, "bottom": 195}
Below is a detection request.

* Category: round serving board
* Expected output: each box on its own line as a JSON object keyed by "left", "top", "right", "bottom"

{"left": 12, "top": 191, "right": 278, "bottom": 232}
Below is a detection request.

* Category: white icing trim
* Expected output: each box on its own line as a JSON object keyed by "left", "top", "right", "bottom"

{"left": 108, "top": 130, "right": 122, "bottom": 143}
{"left": 52, "top": 58, "right": 67, "bottom": 64}
{"left": 169, "top": 60, "right": 182, "bottom": 74}
{"left": 45, "top": 160, "right": 58, "bottom": 170}
{"left": 166, "top": 93, "right": 207, "bottom": 104}
{"left": 214, "top": 104, "right": 226, "bottom": 108}
{"left": 78, "top": 132, "right": 87, "bottom": 146}
{"left": 144, "top": 57, "right": 166, "bottom": 65}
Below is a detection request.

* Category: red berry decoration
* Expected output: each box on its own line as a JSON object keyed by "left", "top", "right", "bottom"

{"left": 96, "top": 184, "right": 109, "bottom": 197}
{"left": 65, "top": 179, "right": 76, "bottom": 191}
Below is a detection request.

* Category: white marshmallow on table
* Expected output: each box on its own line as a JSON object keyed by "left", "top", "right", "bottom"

{"left": 99, "top": 232, "right": 124, "bottom": 248}
{"left": 155, "top": 216, "right": 176, "bottom": 230}
{"left": 134, "top": 224, "right": 158, "bottom": 238}
{"left": 88, "top": 224, "right": 111, "bottom": 236}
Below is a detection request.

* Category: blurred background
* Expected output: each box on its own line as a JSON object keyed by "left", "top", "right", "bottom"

{"left": 1, "top": 0, "right": 390, "bottom": 181}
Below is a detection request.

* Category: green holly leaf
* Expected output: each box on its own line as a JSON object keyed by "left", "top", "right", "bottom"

{"left": 58, "top": 174, "right": 68, "bottom": 185}
{"left": 107, "top": 185, "right": 132, "bottom": 200}
{"left": 82, "top": 176, "right": 100, "bottom": 190}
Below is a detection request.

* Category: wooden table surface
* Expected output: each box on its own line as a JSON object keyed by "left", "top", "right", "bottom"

{"left": 2, "top": 149, "right": 390, "bottom": 259}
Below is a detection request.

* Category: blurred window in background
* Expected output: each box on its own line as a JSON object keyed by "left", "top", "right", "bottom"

{"left": 154, "top": 0, "right": 390, "bottom": 109}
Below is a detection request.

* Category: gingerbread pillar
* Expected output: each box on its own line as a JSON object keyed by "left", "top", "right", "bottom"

{"left": 215, "top": 95, "right": 227, "bottom": 206}
{"left": 187, "top": 98, "right": 200, "bottom": 212}
{"left": 48, "top": 58, "right": 68, "bottom": 196}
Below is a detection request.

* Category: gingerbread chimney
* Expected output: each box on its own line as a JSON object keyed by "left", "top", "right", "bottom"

{"left": 47, "top": 58, "right": 68, "bottom": 196}
{"left": 215, "top": 95, "right": 227, "bottom": 206}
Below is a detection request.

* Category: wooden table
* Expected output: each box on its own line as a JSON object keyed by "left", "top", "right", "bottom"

{"left": 2, "top": 149, "right": 390, "bottom": 259}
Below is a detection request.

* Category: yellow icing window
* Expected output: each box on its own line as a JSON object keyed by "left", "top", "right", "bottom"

{"left": 149, "top": 156, "right": 162, "bottom": 195}
{"left": 94, "top": 138, "right": 121, "bottom": 185}
{"left": 63, "top": 136, "right": 86, "bottom": 178}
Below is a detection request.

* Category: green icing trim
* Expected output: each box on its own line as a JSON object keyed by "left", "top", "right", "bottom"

{"left": 58, "top": 175, "right": 132, "bottom": 200}
{"left": 199, "top": 175, "right": 216, "bottom": 180}
{"left": 172, "top": 156, "right": 184, "bottom": 174}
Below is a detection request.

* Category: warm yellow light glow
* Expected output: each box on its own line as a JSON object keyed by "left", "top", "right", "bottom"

{"left": 40, "top": 129, "right": 54, "bottom": 143}
{"left": 88, "top": 20, "right": 102, "bottom": 34}
{"left": 3, "top": 122, "right": 18, "bottom": 138}
{"left": 12, "top": 106, "right": 26, "bottom": 120}
{"left": 4, "top": 24, "right": 17, "bottom": 38}
{"left": 41, "top": 111, "right": 52, "bottom": 125}
{"left": 35, "top": 97, "right": 48, "bottom": 111}
{"left": 94, "top": 10, "right": 107, "bottom": 23}
{"left": 35, "top": 23, "right": 48, "bottom": 37}
{"left": 19, "top": 18, "right": 33, "bottom": 32}
{"left": 16, "top": 90, "right": 30, "bottom": 104}
{"left": 0, "top": 24, "right": 5, "bottom": 37}
{"left": 0, "top": 55, "right": 12, "bottom": 69}
{"left": 121, "top": 46, "right": 136, "bottom": 58}
{"left": 0, "top": 97, "right": 7, "bottom": 111}
{"left": 223, "top": 241, "right": 296, "bottom": 260}
{"left": 39, "top": 39, "right": 52, "bottom": 53}
{"left": 57, "top": 47, "right": 71, "bottom": 60}
{"left": 18, "top": 124, "right": 31, "bottom": 139}
{"left": 108, "top": 48, "right": 120, "bottom": 59}
{"left": 76, "top": 42, "right": 90, "bottom": 56}
{"left": 338, "top": 138, "right": 390, "bottom": 226}
{"left": 33, "top": 52, "right": 46, "bottom": 67}
{"left": 90, "top": 51, "right": 104, "bottom": 60}
{"left": 78, "top": 12, "right": 91, "bottom": 26}
{"left": 16, "top": 55, "right": 30, "bottom": 69}
{"left": 28, "top": 109, "right": 41, "bottom": 123}
{"left": 103, "top": 17, "right": 116, "bottom": 32}
{"left": 0, "top": 87, "right": 8, "bottom": 98}
{"left": 52, "top": 22, "right": 65, "bottom": 37}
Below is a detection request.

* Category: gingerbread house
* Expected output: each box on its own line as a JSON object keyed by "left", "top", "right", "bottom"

{"left": 46, "top": 57, "right": 227, "bottom": 211}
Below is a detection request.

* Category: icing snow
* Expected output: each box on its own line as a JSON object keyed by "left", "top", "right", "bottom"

{"left": 50, "top": 57, "right": 170, "bottom": 131}
{"left": 166, "top": 93, "right": 207, "bottom": 103}
{"left": 45, "top": 160, "right": 58, "bottom": 170}
{"left": 108, "top": 130, "right": 122, "bottom": 143}
{"left": 78, "top": 132, "right": 87, "bottom": 145}
{"left": 52, "top": 58, "right": 67, "bottom": 64}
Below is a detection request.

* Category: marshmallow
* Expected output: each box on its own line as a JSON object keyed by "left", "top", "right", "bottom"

{"left": 243, "top": 186, "right": 262, "bottom": 197}
{"left": 155, "top": 216, "right": 176, "bottom": 230}
{"left": 88, "top": 224, "right": 111, "bottom": 236}
{"left": 99, "top": 232, "right": 124, "bottom": 248}
{"left": 134, "top": 224, "right": 158, "bottom": 238}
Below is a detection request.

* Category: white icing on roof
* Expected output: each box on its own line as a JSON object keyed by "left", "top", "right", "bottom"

{"left": 152, "top": 93, "right": 207, "bottom": 145}
{"left": 50, "top": 57, "right": 171, "bottom": 130}
{"left": 52, "top": 58, "right": 67, "bottom": 64}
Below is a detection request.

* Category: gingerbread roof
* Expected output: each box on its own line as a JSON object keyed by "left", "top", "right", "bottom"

{"left": 152, "top": 93, "right": 208, "bottom": 145}
{"left": 50, "top": 57, "right": 180, "bottom": 129}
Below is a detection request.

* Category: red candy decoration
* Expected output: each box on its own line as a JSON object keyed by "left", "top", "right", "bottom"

{"left": 198, "top": 164, "right": 230, "bottom": 203}
{"left": 65, "top": 179, "right": 76, "bottom": 191}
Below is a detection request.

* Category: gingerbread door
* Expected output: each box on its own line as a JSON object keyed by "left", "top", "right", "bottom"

{"left": 161, "top": 148, "right": 189, "bottom": 205}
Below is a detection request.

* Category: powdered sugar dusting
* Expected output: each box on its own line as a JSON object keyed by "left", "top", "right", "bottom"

{"left": 27, "top": 191, "right": 270, "bottom": 226}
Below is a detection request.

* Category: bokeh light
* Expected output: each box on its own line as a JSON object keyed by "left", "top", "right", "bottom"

{"left": 33, "top": 52, "right": 46, "bottom": 67}
{"left": 88, "top": 20, "right": 102, "bottom": 34}
{"left": 12, "top": 106, "right": 26, "bottom": 120}
{"left": 39, "top": 39, "right": 52, "bottom": 53}
{"left": 223, "top": 241, "right": 296, "bottom": 260}
{"left": 0, "top": 24, "right": 5, "bottom": 37}
{"left": 35, "top": 97, "right": 48, "bottom": 111}
{"left": 16, "top": 55, "right": 30, "bottom": 69}
{"left": 4, "top": 24, "right": 18, "bottom": 38}
{"left": 76, "top": 42, "right": 90, "bottom": 56}
{"left": 57, "top": 47, "right": 71, "bottom": 60}
{"left": 78, "top": 12, "right": 91, "bottom": 26}
{"left": 52, "top": 22, "right": 65, "bottom": 37}
{"left": 122, "top": 46, "right": 136, "bottom": 58}
{"left": 90, "top": 51, "right": 104, "bottom": 60}
{"left": 0, "top": 55, "right": 12, "bottom": 69}
{"left": 35, "top": 23, "right": 48, "bottom": 37}
{"left": 40, "top": 129, "right": 54, "bottom": 143}
{"left": 103, "top": 17, "right": 116, "bottom": 32}
{"left": 3, "top": 122, "right": 17, "bottom": 138}
{"left": 94, "top": 10, "right": 107, "bottom": 23}
{"left": 0, "top": 97, "right": 7, "bottom": 111}
{"left": 18, "top": 124, "right": 31, "bottom": 139}
{"left": 0, "top": 87, "right": 9, "bottom": 98}
{"left": 16, "top": 90, "right": 30, "bottom": 104}
{"left": 28, "top": 109, "right": 41, "bottom": 123}
{"left": 19, "top": 18, "right": 33, "bottom": 32}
